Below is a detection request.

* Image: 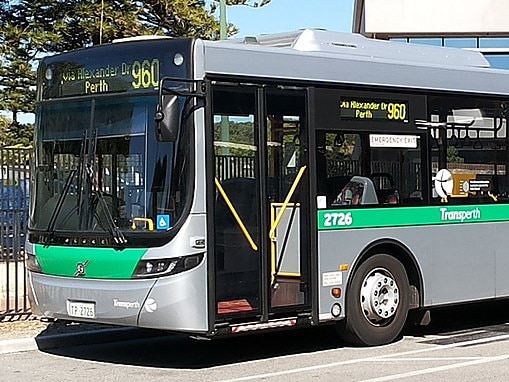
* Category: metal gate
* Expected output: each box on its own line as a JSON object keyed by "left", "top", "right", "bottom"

{"left": 1, "top": 147, "right": 31, "bottom": 318}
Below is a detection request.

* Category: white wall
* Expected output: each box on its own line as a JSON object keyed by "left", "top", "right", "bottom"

{"left": 362, "top": 0, "right": 509, "bottom": 35}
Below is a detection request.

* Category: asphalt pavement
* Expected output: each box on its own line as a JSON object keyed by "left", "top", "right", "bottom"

{"left": 0, "top": 316, "right": 151, "bottom": 354}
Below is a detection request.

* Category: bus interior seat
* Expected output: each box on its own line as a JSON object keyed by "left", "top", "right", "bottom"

{"left": 332, "top": 176, "right": 379, "bottom": 206}
{"left": 370, "top": 172, "right": 399, "bottom": 204}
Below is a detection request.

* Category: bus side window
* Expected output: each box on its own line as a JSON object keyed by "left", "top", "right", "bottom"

{"left": 332, "top": 176, "right": 378, "bottom": 207}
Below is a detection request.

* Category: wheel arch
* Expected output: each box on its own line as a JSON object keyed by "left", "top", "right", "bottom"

{"left": 347, "top": 238, "right": 424, "bottom": 310}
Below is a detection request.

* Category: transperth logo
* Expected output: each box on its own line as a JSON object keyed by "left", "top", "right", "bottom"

{"left": 440, "top": 207, "right": 481, "bottom": 222}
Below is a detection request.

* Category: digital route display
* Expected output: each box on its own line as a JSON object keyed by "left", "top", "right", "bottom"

{"left": 39, "top": 39, "right": 191, "bottom": 99}
{"left": 340, "top": 99, "right": 409, "bottom": 123}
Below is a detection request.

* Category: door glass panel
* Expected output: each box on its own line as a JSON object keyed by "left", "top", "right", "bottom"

{"left": 213, "top": 87, "right": 260, "bottom": 315}
{"left": 266, "top": 90, "right": 309, "bottom": 309}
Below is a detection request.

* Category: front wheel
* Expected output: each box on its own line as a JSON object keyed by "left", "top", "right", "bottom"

{"left": 338, "top": 254, "right": 409, "bottom": 346}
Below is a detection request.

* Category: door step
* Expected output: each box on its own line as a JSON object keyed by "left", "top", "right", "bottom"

{"left": 217, "top": 299, "right": 255, "bottom": 314}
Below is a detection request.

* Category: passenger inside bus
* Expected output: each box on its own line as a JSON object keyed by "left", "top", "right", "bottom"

{"left": 387, "top": 194, "right": 398, "bottom": 205}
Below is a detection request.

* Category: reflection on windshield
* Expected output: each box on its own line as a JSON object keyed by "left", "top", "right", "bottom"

{"left": 30, "top": 96, "right": 191, "bottom": 244}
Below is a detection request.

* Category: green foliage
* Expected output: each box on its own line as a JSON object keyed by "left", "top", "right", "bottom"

{"left": 0, "top": 0, "right": 246, "bottom": 145}
{"left": 0, "top": 114, "right": 33, "bottom": 147}
{"left": 141, "top": 0, "right": 222, "bottom": 39}
{"left": 325, "top": 133, "right": 357, "bottom": 158}
{"left": 447, "top": 146, "right": 464, "bottom": 163}
{"left": 223, "top": 0, "right": 271, "bottom": 8}
{"left": 214, "top": 120, "right": 255, "bottom": 156}
{"left": 0, "top": 115, "right": 10, "bottom": 143}
{"left": 48, "top": 1, "right": 150, "bottom": 50}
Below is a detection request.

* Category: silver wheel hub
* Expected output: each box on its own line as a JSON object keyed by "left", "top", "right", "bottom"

{"left": 360, "top": 268, "right": 399, "bottom": 325}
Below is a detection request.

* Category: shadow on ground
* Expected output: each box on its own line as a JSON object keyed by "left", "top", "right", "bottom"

{"left": 41, "top": 325, "right": 344, "bottom": 369}
{"left": 40, "top": 300, "right": 509, "bottom": 369}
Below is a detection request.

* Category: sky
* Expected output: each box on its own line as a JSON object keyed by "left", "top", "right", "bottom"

{"left": 224, "top": 0, "right": 355, "bottom": 37}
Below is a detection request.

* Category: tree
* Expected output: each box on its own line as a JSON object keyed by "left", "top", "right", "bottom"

{"left": 0, "top": 115, "right": 10, "bottom": 146}
{"left": 447, "top": 146, "right": 464, "bottom": 163}
{"left": 0, "top": 114, "right": 32, "bottom": 147}
{"left": 140, "top": 0, "right": 222, "bottom": 39}
{"left": 1, "top": 0, "right": 240, "bottom": 143}
{"left": 0, "top": 2, "right": 38, "bottom": 125}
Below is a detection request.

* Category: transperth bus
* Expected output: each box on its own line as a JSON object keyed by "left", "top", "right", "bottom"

{"left": 26, "top": 29, "right": 509, "bottom": 346}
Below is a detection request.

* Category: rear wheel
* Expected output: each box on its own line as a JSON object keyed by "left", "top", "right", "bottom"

{"left": 338, "top": 254, "right": 409, "bottom": 346}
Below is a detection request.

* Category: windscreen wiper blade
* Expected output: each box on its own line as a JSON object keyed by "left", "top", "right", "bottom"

{"left": 85, "top": 125, "right": 127, "bottom": 247}
{"left": 44, "top": 168, "right": 77, "bottom": 242}
{"left": 93, "top": 188, "right": 127, "bottom": 247}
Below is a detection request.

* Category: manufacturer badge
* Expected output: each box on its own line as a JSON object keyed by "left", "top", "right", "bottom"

{"left": 74, "top": 260, "right": 90, "bottom": 277}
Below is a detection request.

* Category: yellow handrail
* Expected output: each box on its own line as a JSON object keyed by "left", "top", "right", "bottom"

{"left": 131, "top": 217, "right": 155, "bottom": 231}
{"left": 269, "top": 165, "right": 307, "bottom": 240}
{"left": 215, "top": 177, "right": 258, "bottom": 251}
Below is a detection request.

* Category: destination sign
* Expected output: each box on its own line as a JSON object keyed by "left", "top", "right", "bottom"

{"left": 59, "top": 59, "right": 160, "bottom": 94}
{"left": 44, "top": 58, "right": 161, "bottom": 97}
{"left": 340, "top": 99, "right": 409, "bottom": 123}
{"left": 40, "top": 39, "right": 191, "bottom": 99}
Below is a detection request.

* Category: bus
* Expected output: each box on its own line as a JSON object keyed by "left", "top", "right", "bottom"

{"left": 26, "top": 29, "right": 509, "bottom": 346}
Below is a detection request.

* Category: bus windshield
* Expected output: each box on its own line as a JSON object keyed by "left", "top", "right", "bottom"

{"left": 30, "top": 95, "right": 192, "bottom": 245}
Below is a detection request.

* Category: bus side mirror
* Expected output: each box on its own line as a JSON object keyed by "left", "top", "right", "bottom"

{"left": 155, "top": 94, "right": 180, "bottom": 142}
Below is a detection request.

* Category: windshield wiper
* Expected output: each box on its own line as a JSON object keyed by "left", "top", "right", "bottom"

{"left": 92, "top": 188, "right": 127, "bottom": 247}
{"left": 43, "top": 129, "right": 89, "bottom": 242}
{"left": 85, "top": 124, "right": 127, "bottom": 247}
{"left": 43, "top": 168, "right": 77, "bottom": 243}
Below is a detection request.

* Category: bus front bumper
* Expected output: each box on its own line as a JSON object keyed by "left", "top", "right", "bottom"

{"left": 27, "top": 259, "right": 209, "bottom": 333}
{"left": 28, "top": 271, "right": 156, "bottom": 326}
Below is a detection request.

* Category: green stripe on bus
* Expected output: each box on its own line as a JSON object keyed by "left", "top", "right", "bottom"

{"left": 34, "top": 245, "right": 147, "bottom": 279}
{"left": 317, "top": 204, "right": 509, "bottom": 230}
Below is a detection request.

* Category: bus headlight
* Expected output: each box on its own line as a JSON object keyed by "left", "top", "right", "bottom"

{"left": 132, "top": 253, "right": 204, "bottom": 278}
{"left": 26, "top": 253, "right": 42, "bottom": 273}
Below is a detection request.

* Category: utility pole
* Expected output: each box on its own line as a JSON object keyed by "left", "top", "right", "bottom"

{"left": 220, "top": 0, "right": 228, "bottom": 40}
{"left": 216, "top": 1, "right": 272, "bottom": 156}
{"left": 219, "top": 0, "right": 230, "bottom": 155}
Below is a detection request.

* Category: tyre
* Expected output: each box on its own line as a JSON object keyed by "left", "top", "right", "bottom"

{"left": 338, "top": 254, "right": 409, "bottom": 346}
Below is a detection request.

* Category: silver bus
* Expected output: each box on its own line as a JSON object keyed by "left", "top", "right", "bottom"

{"left": 27, "top": 29, "right": 509, "bottom": 346}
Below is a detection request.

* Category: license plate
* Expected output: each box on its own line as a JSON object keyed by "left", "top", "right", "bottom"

{"left": 67, "top": 300, "right": 96, "bottom": 319}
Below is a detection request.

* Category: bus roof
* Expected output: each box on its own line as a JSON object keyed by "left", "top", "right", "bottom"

{"left": 202, "top": 29, "right": 509, "bottom": 96}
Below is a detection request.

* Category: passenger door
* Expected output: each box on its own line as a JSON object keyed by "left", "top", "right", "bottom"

{"left": 210, "top": 84, "right": 310, "bottom": 321}
{"left": 265, "top": 88, "right": 310, "bottom": 312}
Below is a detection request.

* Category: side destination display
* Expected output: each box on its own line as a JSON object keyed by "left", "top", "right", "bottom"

{"left": 317, "top": 204, "right": 509, "bottom": 230}
{"left": 340, "top": 98, "right": 409, "bottom": 123}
